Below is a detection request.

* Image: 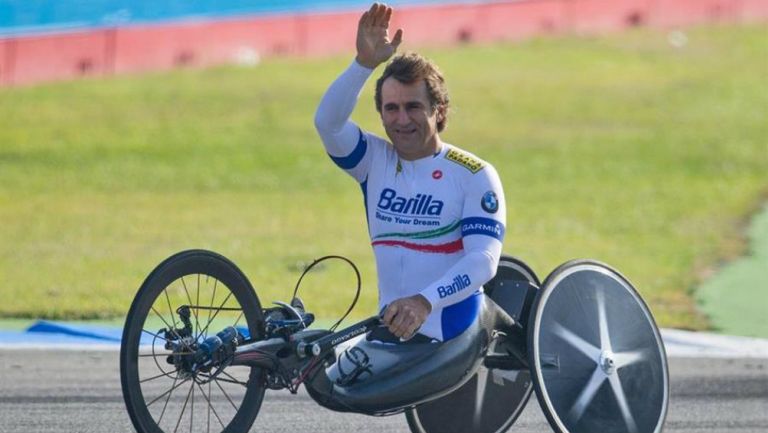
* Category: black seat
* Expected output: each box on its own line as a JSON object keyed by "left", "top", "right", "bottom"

{"left": 328, "top": 294, "right": 524, "bottom": 414}
{"left": 332, "top": 319, "right": 486, "bottom": 413}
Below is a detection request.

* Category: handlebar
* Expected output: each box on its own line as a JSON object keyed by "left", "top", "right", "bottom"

{"left": 297, "top": 315, "right": 382, "bottom": 358}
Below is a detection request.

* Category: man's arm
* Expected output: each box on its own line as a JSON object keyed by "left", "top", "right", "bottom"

{"left": 313, "top": 61, "right": 373, "bottom": 180}
{"left": 420, "top": 165, "right": 506, "bottom": 310}
{"left": 314, "top": 3, "right": 403, "bottom": 180}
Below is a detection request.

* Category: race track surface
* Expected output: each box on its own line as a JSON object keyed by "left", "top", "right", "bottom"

{"left": 0, "top": 350, "right": 766, "bottom": 433}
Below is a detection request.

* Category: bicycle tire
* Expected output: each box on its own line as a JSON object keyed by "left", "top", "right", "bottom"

{"left": 120, "top": 249, "right": 266, "bottom": 433}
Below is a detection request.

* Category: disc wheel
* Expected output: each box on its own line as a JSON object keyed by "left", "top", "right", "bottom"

{"left": 120, "top": 250, "right": 266, "bottom": 433}
{"left": 406, "top": 255, "right": 539, "bottom": 433}
{"left": 528, "top": 260, "right": 669, "bottom": 433}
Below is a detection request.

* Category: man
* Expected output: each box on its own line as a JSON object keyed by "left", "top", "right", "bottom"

{"left": 314, "top": 3, "right": 506, "bottom": 342}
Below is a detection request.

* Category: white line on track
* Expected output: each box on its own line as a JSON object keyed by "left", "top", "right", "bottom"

{"left": 661, "top": 328, "right": 768, "bottom": 358}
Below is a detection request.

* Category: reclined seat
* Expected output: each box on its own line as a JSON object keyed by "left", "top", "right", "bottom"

{"left": 305, "top": 294, "right": 518, "bottom": 414}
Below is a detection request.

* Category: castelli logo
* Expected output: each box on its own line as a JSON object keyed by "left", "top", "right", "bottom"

{"left": 432, "top": 170, "right": 443, "bottom": 180}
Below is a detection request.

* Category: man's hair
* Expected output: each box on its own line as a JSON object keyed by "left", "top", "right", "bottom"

{"left": 375, "top": 52, "right": 450, "bottom": 132}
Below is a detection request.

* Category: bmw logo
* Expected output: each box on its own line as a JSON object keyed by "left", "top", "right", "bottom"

{"left": 481, "top": 191, "right": 499, "bottom": 213}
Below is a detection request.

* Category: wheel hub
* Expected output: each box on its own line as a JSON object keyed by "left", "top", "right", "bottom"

{"left": 599, "top": 350, "right": 616, "bottom": 375}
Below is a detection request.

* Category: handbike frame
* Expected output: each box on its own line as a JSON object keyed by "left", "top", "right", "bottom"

{"left": 122, "top": 250, "right": 668, "bottom": 433}
{"left": 230, "top": 315, "right": 382, "bottom": 371}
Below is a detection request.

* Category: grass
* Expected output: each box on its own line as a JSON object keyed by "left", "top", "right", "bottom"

{"left": 0, "top": 23, "right": 766, "bottom": 330}
{"left": 695, "top": 204, "right": 768, "bottom": 338}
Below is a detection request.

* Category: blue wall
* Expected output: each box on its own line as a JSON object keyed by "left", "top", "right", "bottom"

{"left": 0, "top": 0, "right": 470, "bottom": 36}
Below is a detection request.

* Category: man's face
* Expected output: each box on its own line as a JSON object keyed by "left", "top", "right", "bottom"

{"left": 380, "top": 77, "right": 443, "bottom": 160}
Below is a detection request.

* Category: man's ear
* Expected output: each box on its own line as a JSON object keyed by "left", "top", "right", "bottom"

{"left": 436, "top": 105, "right": 446, "bottom": 122}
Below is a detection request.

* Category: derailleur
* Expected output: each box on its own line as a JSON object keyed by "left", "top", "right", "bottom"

{"left": 159, "top": 305, "right": 242, "bottom": 381}
{"left": 159, "top": 306, "right": 196, "bottom": 375}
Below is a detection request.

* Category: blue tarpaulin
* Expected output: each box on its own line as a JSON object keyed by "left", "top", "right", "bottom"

{"left": 26, "top": 320, "right": 123, "bottom": 342}
{"left": 0, "top": 320, "right": 124, "bottom": 347}
{"left": 0, "top": 0, "right": 477, "bottom": 36}
{"left": 0, "top": 320, "right": 252, "bottom": 347}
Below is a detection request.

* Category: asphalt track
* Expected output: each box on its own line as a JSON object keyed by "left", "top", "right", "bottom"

{"left": 0, "top": 349, "right": 766, "bottom": 433}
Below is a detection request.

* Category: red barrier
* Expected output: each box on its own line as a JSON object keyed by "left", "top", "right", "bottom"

{"left": 477, "top": 0, "right": 569, "bottom": 41}
{"left": 649, "top": 0, "right": 740, "bottom": 27}
{"left": 218, "top": 16, "right": 302, "bottom": 56}
{"left": 6, "top": 30, "right": 109, "bottom": 86}
{"left": 567, "top": 0, "right": 652, "bottom": 33}
{"left": 114, "top": 22, "right": 221, "bottom": 73}
{"left": 0, "top": 39, "right": 10, "bottom": 85}
{"left": 112, "top": 16, "right": 310, "bottom": 74}
{"left": 739, "top": 0, "right": 768, "bottom": 22}
{"left": 1, "top": 0, "right": 766, "bottom": 87}
{"left": 300, "top": 11, "right": 358, "bottom": 56}
{"left": 390, "top": 4, "right": 479, "bottom": 46}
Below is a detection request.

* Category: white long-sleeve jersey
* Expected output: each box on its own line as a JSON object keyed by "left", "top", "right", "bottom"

{"left": 314, "top": 60, "right": 506, "bottom": 341}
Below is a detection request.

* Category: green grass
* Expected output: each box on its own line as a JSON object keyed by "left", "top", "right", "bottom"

{"left": 1, "top": 24, "right": 766, "bottom": 330}
{"left": 696, "top": 204, "right": 768, "bottom": 337}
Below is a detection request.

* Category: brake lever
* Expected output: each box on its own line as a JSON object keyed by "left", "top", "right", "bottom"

{"left": 399, "top": 326, "right": 422, "bottom": 343}
{"left": 273, "top": 301, "right": 307, "bottom": 329}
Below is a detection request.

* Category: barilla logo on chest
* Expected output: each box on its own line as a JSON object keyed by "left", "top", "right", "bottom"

{"left": 377, "top": 188, "right": 444, "bottom": 216}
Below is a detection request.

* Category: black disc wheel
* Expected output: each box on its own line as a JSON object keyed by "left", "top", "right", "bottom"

{"left": 484, "top": 254, "right": 540, "bottom": 326}
{"left": 120, "top": 250, "right": 266, "bottom": 433}
{"left": 406, "top": 255, "right": 539, "bottom": 433}
{"left": 528, "top": 260, "right": 669, "bottom": 433}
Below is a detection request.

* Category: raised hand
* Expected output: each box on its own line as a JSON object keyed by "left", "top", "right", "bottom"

{"left": 356, "top": 3, "right": 403, "bottom": 69}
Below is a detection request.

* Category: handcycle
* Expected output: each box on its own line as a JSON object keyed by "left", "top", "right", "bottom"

{"left": 120, "top": 249, "right": 669, "bottom": 433}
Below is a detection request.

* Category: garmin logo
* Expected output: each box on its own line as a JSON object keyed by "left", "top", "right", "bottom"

{"left": 437, "top": 274, "right": 471, "bottom": 299}
{"left": 377, "top": 188, "right": 444, "bottom": 216}
{"left": 461, "top": 217, "right": 505, "bottom": 241}
{"left": 331, "top": 326, "right": 367, "bottom": 346}
{"left": 462, "top": 222, "right": 503, "bottom": 236}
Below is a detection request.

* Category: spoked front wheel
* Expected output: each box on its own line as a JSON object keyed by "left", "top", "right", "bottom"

{"left": 120, "top": 250, "right": 266, "bottom": 433}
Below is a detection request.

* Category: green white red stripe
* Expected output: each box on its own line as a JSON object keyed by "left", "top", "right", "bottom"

{"left": 371, "top": 220, "right": 463, "bottom": 253}
{"left": 371, "top": 238, "right": 464, "bottom": 254}
{"left": 372, "top": 219, "right": 461, "bottom": 240}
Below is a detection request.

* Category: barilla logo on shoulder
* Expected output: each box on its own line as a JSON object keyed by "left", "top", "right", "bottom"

{"left": 437, "top": 274, "right": 472, "bottom": 299}
{"left": 377, "top": 188, "right": 444, "bottom": 216}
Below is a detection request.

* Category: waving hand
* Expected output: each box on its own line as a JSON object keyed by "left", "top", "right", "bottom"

{"left": 356, "top": 3, "right": 403, "bottom": 69}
